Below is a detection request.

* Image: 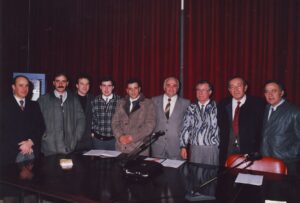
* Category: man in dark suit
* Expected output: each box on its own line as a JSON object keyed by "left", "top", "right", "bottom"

{"left": 151, "top": 77, "right": 190, "bottom": 159}
{"left": 1, "top": 75, "right": 45, "bottom": 165}
{"left": 261, "top": 81, "right": 300, "bottom": 175}
{"left": 75, "top": 74, "right": 94, "bottom": 152}
{"left": 217, "top": 76, "right": 265, "bottom": 165}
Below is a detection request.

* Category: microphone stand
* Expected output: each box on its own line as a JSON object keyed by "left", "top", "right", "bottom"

{"left": 197, "top": 155, "right": 253, "bottom": 189}
{"left": 120, "top": 131, "right": 165, "bottom": 166}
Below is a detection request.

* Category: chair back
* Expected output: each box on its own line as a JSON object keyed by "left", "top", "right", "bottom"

{"left": 225, "top": 154, "right": 288, "bottom": 175}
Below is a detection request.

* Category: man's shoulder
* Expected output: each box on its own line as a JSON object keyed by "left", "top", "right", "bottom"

{"left": 141, "top": 97, "right": 153, "bottom": 104}
{"left": 245, "top": 95, "right": 265, "bottom": 107}
{"left": 38, "top": 93, "right": 52, "bottom": 103}
{"left": 152, "top": 95, "right": 163, "bottom": 101}
{"left": 25, "top": 98, "right": 39, "bottom": 107}
{"left": 177, "top": 96, "right": 190, "bottom": 105}
{"left": 218, "top": 97, "right": 231, "bottom": 106}
{"left": 113, "top": 94, "right": 121, "bottom": 100}
{"left": 281, "top": 101, "right": 300, "bottom": 112}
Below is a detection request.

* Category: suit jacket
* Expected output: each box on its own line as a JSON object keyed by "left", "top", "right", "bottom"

{"left": 112, "top": 94, "right": 156, "bottom": 155}
{"left": 151, "top": 95, "right": 190, "bottom": 159}
{"left": 261, "top": 101, "right": 300, "bottom": 162}
{"left": 75, "top": 93, "right": 94, "bottom": 151}
{"left": 217, "top": 95, "right": 265, "bottom": 165}
{"left": 1, "top": 95, "right": 45, "bottom": 165}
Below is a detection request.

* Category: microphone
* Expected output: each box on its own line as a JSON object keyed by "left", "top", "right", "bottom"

{"left": 245, "top": 152, "right": 262, "bottom": 161}
{"left": 150, "top": 131, "right": 165, "bottom": 141}
{"left": 123, "top": 131, "right": 166, "bottom": 163}
{"left": 196, "top": 152, "right": 262, "bottom": 190}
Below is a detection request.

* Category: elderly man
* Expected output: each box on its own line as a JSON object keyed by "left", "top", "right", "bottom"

{"left": 1, "top": 75, "right": 45, "bottom": 165}
{"left": 38, "top": 73, "right": 85, "bottom": 156}
{"left": 180, "top": 80, "right": 219, "bottom": 165}
{"left": 217, "top": 76, "right": 265, "bottom": 165}
{"left": 112, "top": 78, "right": 155, "bottom": 155}
{"left": 151, "top": 77, "right": 190, "bottom": 159}
{"left": 261, "top": 80, "right": 300, "bottom": 175}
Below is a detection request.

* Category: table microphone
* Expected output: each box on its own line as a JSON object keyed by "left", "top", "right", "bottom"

{"left": 196, "top": 152, "right": 262, "bottom": 190}
{"left": 245, "top": 152, "right": 262, "bottom": 161}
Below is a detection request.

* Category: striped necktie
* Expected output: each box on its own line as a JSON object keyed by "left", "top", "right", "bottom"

{"left": 165, "top": 98, "right": 171, "bottom": 119}
{"left": 20, "top": 100, "right": 25, "bottom": 111}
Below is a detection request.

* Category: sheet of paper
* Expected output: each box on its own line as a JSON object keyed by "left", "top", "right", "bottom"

{"left": 83, "top": 150, "right": 122, "bottom": 157}
{"left": 144, "top": 157, "right": 166, "bottom": 163}
{"left": 265, "top": 200, "right": 287, "bottom": 203}
{"left": 161, "top": 159, "right": 185, "bottom": 168}
{"left": 235, "top": 173, "right": 263, "bottom": 186}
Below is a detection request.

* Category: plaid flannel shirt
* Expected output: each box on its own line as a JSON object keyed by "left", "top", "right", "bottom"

{"left": 91, "top": 94, "right": 120, "bottom": 137}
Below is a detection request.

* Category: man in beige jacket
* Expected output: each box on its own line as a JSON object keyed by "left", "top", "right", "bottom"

{"left": 112, "top": 78, "right": 156, "bottom": 156}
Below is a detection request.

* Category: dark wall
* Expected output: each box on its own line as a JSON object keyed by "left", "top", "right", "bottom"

{"left": 1, "top": 0, "right": 30, "bottom": 97}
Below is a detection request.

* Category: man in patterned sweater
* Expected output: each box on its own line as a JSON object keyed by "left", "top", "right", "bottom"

{"left": 180, "top": 80, "right": 220, "bottom": 165}
{"left": 91, "top": 77, "right": 120, "bottom": 150}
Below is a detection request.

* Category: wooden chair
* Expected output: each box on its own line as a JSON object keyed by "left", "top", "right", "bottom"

{"left": 225, "top": 154, "right": 288, "bottom": 175}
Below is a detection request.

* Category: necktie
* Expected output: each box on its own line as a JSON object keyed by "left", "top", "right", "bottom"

{"left": 105, "top": 98, "right": 109, "bottom": 104}
{"left": 130, "top": 100, "right": 138, "bottom": 112}
{"left": 232, "top": 101, "right": 241, "bottom": 136}
{"left": 60, "top": 95, "right": 64, "bottom": 107}
{"left": 20, "top": 100, "right": 25, "bottom": 111}
{"left": 165, "top": 98, "right": 171, "bottom": 119}
{"left": 268, "top": 107, "right": 275, "bottom": 120}
{"left": 200, "top": 104, "right": 205, "bottom": 116}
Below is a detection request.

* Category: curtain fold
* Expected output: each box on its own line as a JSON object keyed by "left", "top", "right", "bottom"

{"left": 30, "top": 0, "right": 181, "bottom": 97}
{"left": 26, "top": 0, "right": 299, "bottom": 104}
{"left": 184, "top": 0, "right": 300, "bottom": 105}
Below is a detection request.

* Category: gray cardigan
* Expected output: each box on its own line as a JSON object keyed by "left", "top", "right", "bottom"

{"left": 38, "top": 90, "right": 85, "bottom": 156}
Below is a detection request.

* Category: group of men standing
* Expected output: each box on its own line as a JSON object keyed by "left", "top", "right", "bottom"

{"left": 1, "top": 74, "right": 300, "bottom": 175}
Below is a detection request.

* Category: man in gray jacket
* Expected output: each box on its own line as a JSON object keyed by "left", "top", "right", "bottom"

{"left": 38, "top": 73, "right": 85, "bottom": 156}
{"left": 151, "top": 77, "right": 190, "bottom": 159}
{"left": 261, "top": 80, "right": 300, "bottom": 175}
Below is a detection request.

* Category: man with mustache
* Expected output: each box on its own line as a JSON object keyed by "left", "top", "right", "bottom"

{"left": 38, "top": 73, "right": 85, "bottom": 156}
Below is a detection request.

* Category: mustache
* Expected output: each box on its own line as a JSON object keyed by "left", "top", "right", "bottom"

{"left": 57, "top": 86, "right": 65, "bottom": 88}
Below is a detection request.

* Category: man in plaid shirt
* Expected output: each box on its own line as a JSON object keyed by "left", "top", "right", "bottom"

{"left": 91, "top": 77, "right": 120, "bottom": 150}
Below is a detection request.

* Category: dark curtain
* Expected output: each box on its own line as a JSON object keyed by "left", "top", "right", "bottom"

{"left": 184, "top": 0, "right": 300, "bottom": 105}
{"left": 29, "top": 0, "right": 181, "bottom": 97}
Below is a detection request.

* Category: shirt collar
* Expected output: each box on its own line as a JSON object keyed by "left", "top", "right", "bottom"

{"left": 233, "top": 95, "right": 247, "bottom": 106}
{"left": 102, "top": 94, "right": 113, "bottom": 101}
{"left": 54, "top": 90, "right": 67, "bottom": 101}
{"left": 198, "top": 99, "right": 210, "bottom": 107}
{"left": 130, "top": 95, "right": 140, "bottom": 102}
{"left": 14, "top": 95, "right": 25, "bottom": 105}
{"left": 163, "top": 94, "right": 178, "bottom": 101}
{"left": 271, "top": 99, "right": 285, "bottom": 110}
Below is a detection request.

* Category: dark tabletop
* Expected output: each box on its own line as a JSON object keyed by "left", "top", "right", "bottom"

{"left": 1, "top": 154, "right": 300, "bottom": 203}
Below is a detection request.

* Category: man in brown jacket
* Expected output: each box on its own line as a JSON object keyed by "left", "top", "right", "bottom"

{"left": 112, "top": 78, "right": 156, "bottom": 155}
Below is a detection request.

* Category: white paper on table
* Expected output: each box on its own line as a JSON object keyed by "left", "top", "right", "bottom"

{"left": 235, "top": 173, "right": 263, "bottom": 186}
{"left": 83, "top": 150, "right": 121, "bottom": 157}
{"left": 161, "top": 159, "right": 185, "bottom": 168}
{"left": 144, "top": 157, "right": 166, "bottom": 163}
{"left": 265, "top": 200, "right": 287, "bottom": 203}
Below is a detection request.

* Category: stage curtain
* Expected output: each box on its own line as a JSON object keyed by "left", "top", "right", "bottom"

{"left": 184, "top": 0, "right": 300, "bottom": 105}
{"left": 29, "top": 0, "right": 181, "bottom": 97}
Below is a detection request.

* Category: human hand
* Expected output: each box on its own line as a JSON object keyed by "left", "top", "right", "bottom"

{"left": 180, "top": 148, "right": 188, "bottom": 159}
{"left": 18, "top": 139, "right": 34, "bottom": 154}
{"left": 119, "top": 135, "right": 133, "bottom": 145}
